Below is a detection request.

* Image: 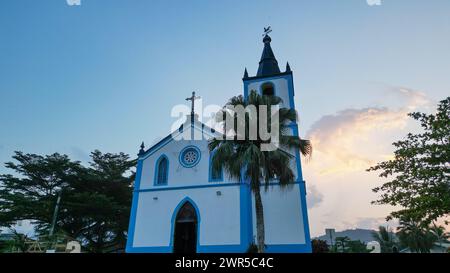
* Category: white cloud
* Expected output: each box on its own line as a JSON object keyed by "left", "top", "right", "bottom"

{"left": 307, "top": 184, "right": 324, "bottom": 209}
{"left": 305, "top": 87, "right": 429, "bottom": 175}
{"left": 304, "top": 87, "right": 431, "bottom": 236}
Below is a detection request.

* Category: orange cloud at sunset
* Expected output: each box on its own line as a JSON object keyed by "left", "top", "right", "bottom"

{"left": 303, "top": 87, "right": 432, "bottom": 236}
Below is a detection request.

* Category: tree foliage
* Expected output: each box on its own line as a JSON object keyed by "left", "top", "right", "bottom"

{"left": 331, "top": 236, "right": 370, "bottom": 253}
{"left": 311, "top": 239, "right": 329, "bottom": 253}
{"left": 396, "top": 217, "right": 438, "bottom": 253}
{"left": 209, "top": 90, "right": 312, "bottom": 252}
{"left": 371, "top": 226, "right": 398, "bottom": 253}
{"left": 0, "top": 150, "right": 135, "bottom": 252}
{"left": 368, "top": 97, "right": 450, "bottom": 224}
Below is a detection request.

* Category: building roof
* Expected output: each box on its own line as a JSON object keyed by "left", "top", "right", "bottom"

{"left": 137, "top": 114, "right": 223, "bottom": 158}
{"left": 256, "top": 34, "right": 281, "bottom": 77}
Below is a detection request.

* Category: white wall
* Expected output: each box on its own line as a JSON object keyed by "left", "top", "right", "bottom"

{"left": 251, "top": 184, "right": 306, "bottom": 245}
{"left": 132, "top": 185, "right": 241, "bottom": 247}
{"left": 247, "top": 77, "right": 292, "bottom": 110}
{"left": 139, "top": 128, "right": 236, "bottom": 190}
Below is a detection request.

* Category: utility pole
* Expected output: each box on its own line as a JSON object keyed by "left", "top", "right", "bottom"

{"left": 49, "top": 190, "right": 62, "bottom": 237}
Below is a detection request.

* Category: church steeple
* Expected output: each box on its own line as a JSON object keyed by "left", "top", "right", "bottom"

{"left": 256, "top": 34, "right": 281, "bottom": 77}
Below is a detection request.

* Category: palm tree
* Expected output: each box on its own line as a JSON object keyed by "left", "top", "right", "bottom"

{"left": 208, "top": 90, "right": 312, "bottom": 253}
{"left": 397, "top": 217, "right": 437, "bottom": 253}
{"left": 430, "top": 223, "right": 449, "bottom": 249}
{"left": 10, "top": 229, "right": 29, "bottom": 253}
{"left": 372, "top": 226, "right": 397, "bottom": 253}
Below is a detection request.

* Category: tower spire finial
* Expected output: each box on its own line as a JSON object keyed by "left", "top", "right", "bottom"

{"left": 257, "top": 27, "right": 280, "bottom": 77}
{"left": 286, "top": 62, "right": 291, "bottom": 72}
{"left": 263, "top": 26, "right": 272, "bottom": 37}
{"left": 243, "top": 68, "right": 249, "bottom": 78}
{"left": 138, "top": 142, "right": 145, "bottom": 156}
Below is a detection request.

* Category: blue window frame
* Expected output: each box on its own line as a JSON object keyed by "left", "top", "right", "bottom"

{"left": 179, "top": 146, "right": 201, "bottom": 168}
{"left": 154, "top": 155, "right": 169, "bottom": 185}
{"left": 209, "top": 150, "right": 223, "bottom": 182}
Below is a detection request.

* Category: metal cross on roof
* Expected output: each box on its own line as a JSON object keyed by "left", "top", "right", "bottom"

{"left": 185, "top": 91, "right": 201, "bottom": 115}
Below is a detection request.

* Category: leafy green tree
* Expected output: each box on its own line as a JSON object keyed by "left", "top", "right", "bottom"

{"left": 0, "top": 229, "right": 29, "bottom": 253}
{"left": 332, "top": 236, "right": 370, "bottom": 253}
{"left": 209, "top": 90, "right": 312, "bottom": 252}
{"left": 346, "top": 239, "right": 371, "bottom": 253}
{"left": 332, "top": 236, "right": 351, "bottom": 253}
{"left": 58, "top": 151, "right": 135, "bottom": 252}
{"left": 397, "top": 217, "right": 437, "bottom": 253}
{"left": 0, "top": 152, "right": 83, "bottom": 233}
{"left": 0, "top": 150, "right": 135, "bottom": 253}
{"left": 9, "top": 229, "right": 30, "bottom": 253}
{"left": 368, "top": 97, "right": 450, "bottom": 224}
{"left": 311, "top": 239, "right": 329, "bottom": 253}
{"left": 372, "top": 226, "right": 397, "bottom": 253}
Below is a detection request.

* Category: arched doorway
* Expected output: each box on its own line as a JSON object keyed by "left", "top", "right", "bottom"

{"left": 173, "top": 202, "right": 198, "bottom": 253}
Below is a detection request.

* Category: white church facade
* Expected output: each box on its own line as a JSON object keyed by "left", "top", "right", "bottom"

{"left": 126, "top": 33, "right": 312, "bottom": 253}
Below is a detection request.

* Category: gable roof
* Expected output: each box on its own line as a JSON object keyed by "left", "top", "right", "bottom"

{"left": 138, "top": 114, "right": 223, "bottom": 159}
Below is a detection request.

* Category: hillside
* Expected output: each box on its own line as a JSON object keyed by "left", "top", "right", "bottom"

{"left": 315, "top": 229, "right": 377, "bottom": 244}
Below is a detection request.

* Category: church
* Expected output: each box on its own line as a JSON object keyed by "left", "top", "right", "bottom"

{"left": 126, "top": 32, "right": 312, "bottom": 253}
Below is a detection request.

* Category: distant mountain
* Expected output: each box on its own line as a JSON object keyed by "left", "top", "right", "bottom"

{"left": 314, "top": 228, "right": 377, "bottom": 244}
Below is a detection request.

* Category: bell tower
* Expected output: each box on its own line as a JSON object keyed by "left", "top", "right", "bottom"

{"left": 243, "top": 34, "right": 296, "bottom": 112}
{"left": 242, "top": 32, "right": 311, "bottom": 252}
{"left": 243, "top": 32, "right": 300, "bottom": 142}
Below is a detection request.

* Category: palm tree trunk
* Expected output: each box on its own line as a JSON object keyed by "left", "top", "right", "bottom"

{"left": 254, "top": 186, "right": 265, "bottom": 253}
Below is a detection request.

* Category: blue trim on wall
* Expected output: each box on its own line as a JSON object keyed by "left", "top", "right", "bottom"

{"left": 265, "top": 244, "right": 311, "bottom": 253}
{"left": 126, "top": 192, "right": 252, "bottom": 253}
{"left": 178, "top": 145, "right": 202, "bottom": 168}
{"left": 125, "top": 159, "right": 144, "bottom": 252}
{"left": 243, "top": 73, "right": 293, "bottom": 85}
{"left": 126, "top": 243, "right": 311, "bottom": 253}
{"left": 125, "top": 181, "right": 310, "bottom": 253}
{"left": 243, "top": 73, "right": 295, "bottom": 110}
{"left": 136, "top": 181, "right": 302, "bottom": 193}
{"left": 298, "top": 181, "right": 312, "bottom": 253}
{"left": 289, "top": 91, "right": 312, "bottom": 252}
{"left": 169, "top": 197, "right": 201, "bottom": 253}
{"left": 137, "top": 182, "right": 241, "bottom": 193}
{"left": 286, "top": 73, "right": 295, "bottom": 109}
{"left": 127, "top": 67, "right": 311, "bottom": 253}
{"left": 240, "top": 182, "right": 253, "bottom": 251}
{"left": 139, "top": 121, "right": 221, "bottom": 161}
{"left": 241, "top": 69, "right": 311, "bottom": 253}
{"left": 140, "top": 134, "right": 174, "bottom": 159}
{"left": 208, "top": 150, "right": 223, "bottom": 182}
{"left": 153, "top": 154, "right": 169, "bottom": 186}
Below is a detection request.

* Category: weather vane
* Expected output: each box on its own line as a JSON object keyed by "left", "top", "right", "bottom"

{"left": 263, "top": 26, "right": 272, "bottom": 36}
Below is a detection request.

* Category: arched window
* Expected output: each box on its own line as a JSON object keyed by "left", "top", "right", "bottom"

{"left": 209, "top": 151, "right": 223, "bottom": 182}
{"left": 155, "top": 155, "right": 169, "bottom": 185}
{"left": 261, "top": 82, "right": 275, "bottom": 96}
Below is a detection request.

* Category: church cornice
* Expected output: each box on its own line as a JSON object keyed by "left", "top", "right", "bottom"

{"left": 243, "top": 71, "right": 292, "bottom": 82}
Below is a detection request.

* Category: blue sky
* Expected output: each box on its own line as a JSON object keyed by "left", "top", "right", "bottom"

{"left": 1, "top": 0, "right": 449, "bottom": 236}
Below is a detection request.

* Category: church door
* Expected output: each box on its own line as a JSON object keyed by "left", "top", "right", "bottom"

{"left": 173, "top": 202, "right": 198, "bottom": 253}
